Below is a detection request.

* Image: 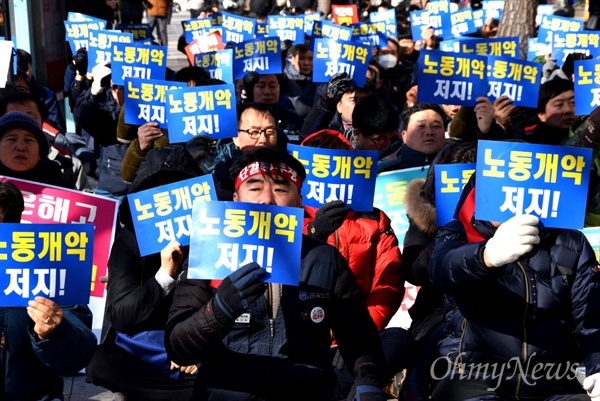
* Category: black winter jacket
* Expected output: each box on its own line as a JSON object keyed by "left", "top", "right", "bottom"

{"left": 431, "top": 178, "right": 600, "bottom": 399}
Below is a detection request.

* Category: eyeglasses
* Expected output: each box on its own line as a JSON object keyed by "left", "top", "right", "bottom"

{"left": 238, "top": 128, "right": 277, "bottom": 139}
{"left": 367, "top": 131, "right": 396, "bottom": 145}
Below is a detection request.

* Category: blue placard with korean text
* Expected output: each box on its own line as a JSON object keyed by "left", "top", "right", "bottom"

{"left": 64, "top": 20, "right": 106, "bottom": 53}
{"left": 574, "top": 58, "right": 600, "bottom": 116}
{"left": 313, "top": 38, "right": 370, "bottom": 87}
{"left": 209, "top": 13, "right": 223, "bottom": 27}
{"left": 111, "top": 42, "right": 167, "bottom": 86}
{"left": 194, "top": 49, "right": 234, "bottom": 84}
{"left": 450, "top": 7, "right": 478, "bottom": 38}
{"left": 116, "top": 23, "right": 152, "bottom": 42}
{"left": 475, "top": 140, "right": 592, "bottom": 229}
{"left": 439, "top": 37, "right": 519, "bottom": 59}
{"left": 166, "top": 84, "right": 237, "bottom": 142}
{"left": 182, "top": 18, "right": 213, "bottom": 44}
{"left": 67, "top": 12, "right": 105, "bottom": 23}
{"left": 310, "top": 21, "right": 353, "bottom": 50}
{"left": 373, "top": 167, "right": 429, "bottom": 249}
{"left": 0, "top": 223, "right": 94, "bottom": 306}
{"left": 486, "top": 56, "right": 541, "bottom": 108}
{"left": 410, "top": 9, "right": 432, "bottom": 42}
{"left": 127, "top": 175, "right": 217, "bottom": 256}
{"left": 417, "top": 50, "right": 488, "bottom": 107}
{"left": 124, "top": 77, "right": 185, "bottom": 127}
{"left": 268, "top": 15, "right": 305, "bottom": 45}
{"left": 87, "top": 30, "right": 134, "bottom": 73}
{"left": 369, "top": 9, "right": 396, "bottom": 31}
{"left": 255, "top": 22, "right": 269, "bottom": 39}
{"left": 551, "top": 31, "right": 600, "bottom": 65}
{"left": 188, "top": 201, "right": 304, "bottom": 285}
{"left": 482, "top": 0, "right": 503, "bottom": 20}
{"left": 304, "top": 12, "right": 321, "bottom": 35}
{"left": 536, "top": 4, "right": 554, "bottom": 26}
{"left": 350, "top": 22, "right": 388, "bottom": 47}
{"left": 527, "top": 38, "right": 548, "bottom": 62}
{"left": 538, "top": 15, "right": 583, "bottom": 45}
{"left": 221, "top": 11, "right": 256, "bottom": 43}
{"left": 435, "top": 163, "right": 476, "bottom": 227}
{"left": 232, "top": 38, "right": 281, "bottom": 80}
{"left": 289, "top": 145, "right": 378, "bottom": 212}
{"left": 426, "top": 0, "right": 453, "bottom": 39}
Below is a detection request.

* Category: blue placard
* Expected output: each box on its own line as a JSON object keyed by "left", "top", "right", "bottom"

{"left": 194, "top": 49, "right": 234, "bottom": 84}
{"left": 232, "top": 38, "right": 282, "bottom": 81}
{"left": 166, "top": 84, "right": 237, "bottom": 142}
{"left": 527, "top": 38, "right": 548, "bottom": 62}
{"left": 221, "top": 11, "right": 256, "bottom": 43}
{"left": 450, "top": 7, "right": 478, "bottom": 38}
{"left": 188, "top": 201, "right": 304, "bottom": 286}
{"left": 435, "top": 163, "right": 476, "bottom": 227}
{"left": 439, "top": 37, "right": 519, "bottom": 59}
{"left": 64, "top": 20, "right": 106, "bottom": 53}
{"left": 304, "top": 12, "right": 321, "bottom": 35}
{"left": 115, "top": 23, "right": 152, "bottom": 42}
{"left": 370, "top": 8, "right": 396, "bottom": 25}
{"left": 313, "top": 38, "right": 371, "bottom": 87}
{"left": 472, "top": 8, "right": 485, "bottom": 30}
{"left": 182, "top": 18, "right": 213, "bottom": 44}
{"left": 538, "top": 15, "right": 584, "bottom": 45}
{"left": 410, "top": 9, "right": 432, "bottom": 42}
{"left": 574, "top": 58, "right": 600, "bottom": 116}
{"left": 127, "top": 175, "right": 217, "bottom": 256}
{"left": 124, "top": 77, "right": 185, "bottom": 127}
{"left": 425, "top": 0, "right": 453, "bottom": 39}
{"left": 417, "top": 50, "right": 488, "bottom": 107}
{"left": 482, "top": 0, "right": 504, "bottom": 20}
{"left": 486, "top": 56, "right": 541, "bottom": 108}
{"left": 209, "top": 12, "right": 223, "bottom": 27}
{"left": 67, "top": 12, "right": 106, "bottom": 23}
{"left": 350, "top": 22, "right": 388, "bottom": 47}
{"left": 536, "top": 4, "right": 555, "bottom": 26}
{"left": 111, "top": 42, "right": 167, "bottom": 86}
{"left": 475, "top": 140, "right": 592, "bottom": 229}
{"left": 551, "top": 31, "right": 600, "bottom": 65}
{"left": 289, "top": 145, "right": 378, "bottom": 212}
{"left": 0, "top": 223, "right": 94, "bottom": 306}
{"left": 309, "top": 21, "right": 353, "bottom": 51}
{"left": 87, "top": 30, "right": 134, "bottom": 73}
{"left": 268, "top": 15, "right": 305, "bottom": 45}
{"left": 373, "top": 167, "right": 429, "bottom": 249}
{"left": 255, "top": 22, "right": 269, "bottom": 39}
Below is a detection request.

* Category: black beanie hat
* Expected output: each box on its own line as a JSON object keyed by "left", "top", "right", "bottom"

{"left": 0, "top": 111, "right": 49, "bottom": 157}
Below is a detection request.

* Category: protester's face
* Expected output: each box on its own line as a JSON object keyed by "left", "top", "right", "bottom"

{"left": 5, "top": 101, "right": 43, "bottom": 125}
{"left": 253, "top": 75, "right": 280, "bottom": 104}
{"left": 291, "top": 50, "right": 313, "bottom": 75}
{"left": 0, "top": 129, "right": 40, "bottom": 172}
{"left": 377, "top": 40, "right": 399, "bottom": 60}
{"left": 399, "top": 38, "right": 415, "bottom": 56}
{"left": 401, "top": 109, "right": 446, "bottom": 154}
{"left": 441, "top": 104, "right": 461, "bottom": 119}
{"left": 538, "top": 90, "right": 575, "bottom": 129}
{"left": 234, "top": 173, "right": 302, "bottom": 207}
{"left": 234, "top": 109, "right": 277, "bottom": 150}
{"left": 337, "top": 90, "right": 368, "bottom": 123}
{"left": 353, "top": 130, "right": 396, "bottom": 151}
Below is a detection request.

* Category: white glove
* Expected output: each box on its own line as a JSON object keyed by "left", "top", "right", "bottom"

{"left": 484, "top": 214, "right": 540, "bottom": 268}
{"left": 583, "top": 373, "right": 600, "bottom": 399}
{"left": 90, "top": 64, "right": 112, "bottom": 95}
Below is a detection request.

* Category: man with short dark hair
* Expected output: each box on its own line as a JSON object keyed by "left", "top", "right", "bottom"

{"left": 166, "top": 146, "right": 388, "bottom": 401}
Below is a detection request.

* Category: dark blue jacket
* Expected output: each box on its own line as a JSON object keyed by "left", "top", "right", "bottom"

{"left": 1, "top": 305, "right": 96, "bottom": 400}
{"left": 431, "top": 178, "right": 600, "bottom": 399}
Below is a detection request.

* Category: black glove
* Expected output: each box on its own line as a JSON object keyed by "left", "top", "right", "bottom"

{"left": 332, "top": 347, "right": 345, "bottom": 370}
{"left": 281, "top": 39, "right": 293, "bottom": 54}
{"left": 241, "top": 71, "right": 260, "bottom": 103}
{"left": 73, "top": 48, "right": 88, "bottom": 76}
{"left": 324, "top": 72, "right": 353, "bottom": 110}
{"left": 309, "top": 200, "right": 350, "bottom": 241}
{"left": 214, "top": 262, "right": 268, "bottom": 322}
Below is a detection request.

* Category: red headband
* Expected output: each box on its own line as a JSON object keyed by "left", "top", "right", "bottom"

{"left": 234, "top": 161, "right": 302, "bottom": 192}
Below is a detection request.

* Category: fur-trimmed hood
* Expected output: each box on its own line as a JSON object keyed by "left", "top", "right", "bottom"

{"left": 404, "top": 178, "right": 438, "bottom": 236}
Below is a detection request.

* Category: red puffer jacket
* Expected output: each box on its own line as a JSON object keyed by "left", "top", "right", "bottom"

{"left": 303, "top": 206, "right": 404, "bottom": 331}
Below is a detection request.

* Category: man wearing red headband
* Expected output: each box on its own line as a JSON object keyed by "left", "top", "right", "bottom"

{"left": 165, "top": 146, "right": 388, "bottom": 401}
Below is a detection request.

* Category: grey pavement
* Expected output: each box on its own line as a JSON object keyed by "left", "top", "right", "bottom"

{"left": 62, "top": 8, "right": 190, "bottom": 401}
